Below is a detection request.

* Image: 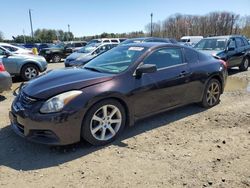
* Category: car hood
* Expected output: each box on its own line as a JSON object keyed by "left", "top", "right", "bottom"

{"left": 22, "top": 68, "right": 113, "bottom": 99}
{"left": 66, "top": 52, "right": 91, "bottom": 60}
{"left": 12, "top": 53, "right": 45, "bottom": 61}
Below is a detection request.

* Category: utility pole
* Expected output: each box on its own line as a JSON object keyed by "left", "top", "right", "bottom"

{"left": 23, "top": 29, "right": 26, "bottom": 44}
{"left": 29, "top": 9, "right": 34, "bottom": 39}
{"left": 68, "top": 24, "right": 70, "bottom": 41}
{"left": 150, "top": 13, "right": 153, "bottom": 37}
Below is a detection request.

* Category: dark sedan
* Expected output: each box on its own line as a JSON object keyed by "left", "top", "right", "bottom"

{"left": 10, "top": 43, "right": 227, "bottom": 146}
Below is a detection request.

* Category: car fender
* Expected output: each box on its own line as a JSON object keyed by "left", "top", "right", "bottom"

{"left": 18, "top": 59, "right": 43, "bottom": 73}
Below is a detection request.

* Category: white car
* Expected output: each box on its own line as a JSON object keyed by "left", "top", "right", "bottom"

{"left": 87, "top": 38, "right": 127, "bottom": 45}
{"left": 0, "top": 43, "right": 33, "bottom": 55}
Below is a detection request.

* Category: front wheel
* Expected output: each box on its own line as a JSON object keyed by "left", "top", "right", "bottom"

{"left": 239, "top": 57, "right": 249, "bottom": 71}
{"left": 21, "top": 64, "right": 39, "bottom": 81}
{"left": 81, "top": 99, "right": 126, "bottom": 146}
{"left": 52, "top": 54, "right": 61, "bottom": 63}
{"left": 200, "top": 79, "right": 222, "bottom": 108}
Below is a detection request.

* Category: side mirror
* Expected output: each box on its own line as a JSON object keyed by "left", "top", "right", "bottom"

{"left": 135, "top": 64, "right": 157, "bottom": 78}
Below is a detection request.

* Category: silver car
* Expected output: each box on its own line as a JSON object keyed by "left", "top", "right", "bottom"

{"left": 0, "top": 46, "right": 47, "bottom": 81}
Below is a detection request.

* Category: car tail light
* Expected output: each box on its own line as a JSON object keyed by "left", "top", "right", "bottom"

{"left": 0, "top": 62, "right": 5, "bottom": 72}
{"left": 219, "top": 59, "right": 227, "bottom": 68}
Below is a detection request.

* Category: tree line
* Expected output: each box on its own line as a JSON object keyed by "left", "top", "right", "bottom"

{"left": 0, "top": 11, "right": 249, "bottom": 43}
{"left": 145, "top": 11, "right": 250, "bottom": 39}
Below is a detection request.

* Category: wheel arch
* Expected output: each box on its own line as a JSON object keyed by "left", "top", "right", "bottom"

{"left": 20, "top": 61, "right": 40, "bottom": 73}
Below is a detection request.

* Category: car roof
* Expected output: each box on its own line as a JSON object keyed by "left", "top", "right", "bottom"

{"left": 121, "top": 42, "right": 183, "bottom": 49}
{"left": 204, "top": 35, "right": 244, "bottom": 39}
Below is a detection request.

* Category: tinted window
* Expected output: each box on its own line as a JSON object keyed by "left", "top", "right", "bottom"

{"left": 111, "top": 39, "right": 119, "bottom": 43}
{"left": 103, "top": 40, "right": 110, "bottom": 43}
{"left": 236, "top": 38, "right": 245, "bottom": 47}
{"left": 144, "top": 48, "right": 183, "bottom": 69}
{"left": 119, "top": 39, "right": 127, "bottom": 43}
{"left": 228, "top": 39, "right": 236, "bottom": 48}
{"left": 74, "top": 43, "right": 83, "bottom": 47}
{"left": 184, "top": 48, "right": 199, "bottom": 63}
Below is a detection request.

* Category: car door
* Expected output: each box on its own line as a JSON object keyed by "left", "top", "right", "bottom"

{"left": 226, "top": 38, "right": 241, "bottom": 67}
{"left": 0, "top": 47, "right": 18, "bottom": 74}
{"left": 235, "top": 37, "right": 246, "bottom": 65}
{"left": 132, "top": 47, "right": 191, "bottom": 118}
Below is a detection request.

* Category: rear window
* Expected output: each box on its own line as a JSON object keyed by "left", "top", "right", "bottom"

{"left": 184, "top": 48, "right": 199, "bottom": 63}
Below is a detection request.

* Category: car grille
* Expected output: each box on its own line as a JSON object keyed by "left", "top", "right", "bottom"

{"left": 19, "top": 92, "right": 37, "bottom": 108}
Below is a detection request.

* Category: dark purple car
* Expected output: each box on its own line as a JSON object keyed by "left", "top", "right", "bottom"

{"left": 10, "top": 43, "right": 227, "bottom": 146}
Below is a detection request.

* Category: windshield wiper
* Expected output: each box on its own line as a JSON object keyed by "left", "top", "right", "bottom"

{"left": 84, "top": 66, "right": 102, "bottom": 73}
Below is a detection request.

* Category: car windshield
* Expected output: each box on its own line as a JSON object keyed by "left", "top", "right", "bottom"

{"left": 194, "top": 38, "right": 227, "bottom": 50}
{"left": 87, "top": 39, "right": 102, "bottom": 45}
{"left": 83, "top": 45, "right": 148, "bottom": 74}
{"left": 78, "top": 43, "right": 100, "bottom": 53}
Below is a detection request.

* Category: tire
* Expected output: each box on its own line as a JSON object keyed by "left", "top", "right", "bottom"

{"left": 21, "top": 64, "right": 39, "bottom": 81}
{"left": 45, "top": 58, "right": 51, "bottom": 63}
{"left": 81, "top": 99, "right": 126, "bottom": 146}
{"left": 52, "top": 54, "right": 61, "bottom": 63}
{"left": 239, "top": 57, "right": 249, "bottom": 71}
{"left": 200, "top": 78, "right": 222, "bottom": 108}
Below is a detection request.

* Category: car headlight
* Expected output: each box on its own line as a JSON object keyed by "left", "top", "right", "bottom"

{"left": 40, "top": 90, "right": 82, "bottom": 113}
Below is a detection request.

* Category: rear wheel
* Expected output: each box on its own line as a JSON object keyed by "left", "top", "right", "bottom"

{"left": 52, "top": 54, "right": 61, "bottom": 63}
{"left": 21, "top": 64, "right": 39, "bottom": 81}
{"left": 200, "top": 79, "right": 221, "bottom": 108}
{"left": 81, "top": 99, "right": 126, "bottom": 146}
{"left": 239, "top": 57, "right": 249, "bottom": 71}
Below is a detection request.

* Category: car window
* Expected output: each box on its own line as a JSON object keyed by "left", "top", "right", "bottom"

{"left": 111, "top": 39, "right": 118, "bottom": 43}
{"left": 2, "top": 45, "right": 18, "bottom": 52}
{"left": 103, "top": 40, "right": 110, "bottom": 43}
{"left": 236, "top": 38, "right": 245, "bottom": 47}
{"left": 144, "top": 48, "right": 183, "bottom": 69}
{"left": 184, "top": 48, "right": 199, "bottom": 63}
{"left": 75, "top": 43, "right": 83, "bottom": 47}
{"left": 242, "top": 38, "right": 249, "bottom": 46}
{"left": 0, "top": 48, "right": 5, "bottom": 55}
{"left": 228, "top": 39, "right": 236, "bottom": 49}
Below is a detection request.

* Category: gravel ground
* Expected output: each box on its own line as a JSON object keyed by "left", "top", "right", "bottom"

{"left": 0, "top": 63, "right": 249, "bottom": 188}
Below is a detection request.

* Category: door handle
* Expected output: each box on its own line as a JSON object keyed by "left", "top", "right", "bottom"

{"left": 179, "top": 71, "right": 188, "bottom": 77}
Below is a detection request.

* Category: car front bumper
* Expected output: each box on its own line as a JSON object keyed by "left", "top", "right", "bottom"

{"left": 10, "top": 97, "right": 84, "bottom": 145}
{"left": 0, "top": 71, "right": 12, "bottom": 93}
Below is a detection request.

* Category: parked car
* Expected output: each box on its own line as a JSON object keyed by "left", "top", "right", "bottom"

{"left": 0, "top": 60, "right": 12, "bottom": 93}
{"left": 180, "top": 36, "right": 203, "bottom": 46}
{"left": 0, "top": 43, "right": 33, "bottom": 55}
{"left": 0, "top": 46, "right": 47, "bottom": 80}
{"left": 87, "top": 38, "right": 126, "bottom": 45}
{"left": 194, "top": 35, "right": 250, "bottom": 71}
{"left": 119, "top": 37, "right": 177, "bottom": 45}
{"left": 37, "top": 43, "right": 54, "bottom": 52}
{"left": 39, "top": 41, "right": 87, "bottom": 63}
{"left": 65, "top": 43, "right": 118, "bottom": 67}
{"left": 10, "top": 43, "right": 227, "bottom": 146}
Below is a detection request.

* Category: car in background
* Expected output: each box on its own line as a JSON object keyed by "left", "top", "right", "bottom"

{"left": 10, "top": 43, "right": 227, "bottom": 145}
{"left": 194, "top": 35, "right": 250, "bottom": 71}
{"left": 0, "top": 46, "right": 47, "bottom": 80}
{"left": 87, "top": 38, "right": 126, "bottom": 45}
{"left": 0, "top": 60, "right": 12, "bottom": 93}
{"left": 180, "top": 36, "right": 203, "bottom": 46}
{"left": 39, "top": 41, "right": 87, "bottom": 63}
{"left": 0, "top": 43, "right": 33, "bottom": 55}
{"left": 119, "top": 37, "right": 178, "bottom": 45}
{"left": 37, "top": 43, "right": 54, "bottom": 52}
{"left": 65, "top": 43, "right": 118, "bottom": 67}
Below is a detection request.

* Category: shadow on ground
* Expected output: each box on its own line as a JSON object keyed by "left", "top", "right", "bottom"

{"left": 0, "top": 104, "right": 205, "bottom": 171}
{"left": 0, "top": 95, "right": 6, "bottom": 102}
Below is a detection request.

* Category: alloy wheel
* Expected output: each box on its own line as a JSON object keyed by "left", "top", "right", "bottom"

{"left": 244, "top": 58, "right": 249, "bottom": 69}
{"left": 24, "top": 67, "right": 38, "bottom": 80}
{"left": 90, "top": 105, "right": 122, "bottom": 141}
{"left": 206, "top": 82, "right": 220, "bottom": 106}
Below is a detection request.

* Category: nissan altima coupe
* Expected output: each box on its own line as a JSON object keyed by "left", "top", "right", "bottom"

{"left": 10, "top": 43, "right": 227, "bottom": 146}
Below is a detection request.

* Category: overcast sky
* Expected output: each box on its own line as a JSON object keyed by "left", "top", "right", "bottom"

{"left": 1, "top": 0, "right": 250, "bottom": 39}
